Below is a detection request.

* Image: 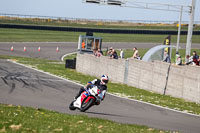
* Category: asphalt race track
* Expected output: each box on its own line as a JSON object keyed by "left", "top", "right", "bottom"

{"left": 0, "top": 42, "right": 157, "bottom": 61}
{"left": 1, "top": 42, "right": 200, "bottom": 132}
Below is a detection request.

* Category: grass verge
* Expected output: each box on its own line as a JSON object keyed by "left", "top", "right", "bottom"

{"left": 2, "top": 18, "right": 200, "bottom": 31}
{"left": 0, "top": 28, "right": 200, "bottom": 43}
{"left": 0, "top": 104, "right": 167, "bottom": 133}
{"left": 1, "top": 55, "right": 200, "bottom": 115}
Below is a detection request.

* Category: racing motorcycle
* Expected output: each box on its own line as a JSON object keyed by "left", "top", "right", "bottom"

{"left": 69, "top": 85, "right": 106, "bottom": 112}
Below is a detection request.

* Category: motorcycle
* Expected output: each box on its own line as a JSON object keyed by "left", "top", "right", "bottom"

{"left": 69, "top": 85, "right": 106, "bottom": 112}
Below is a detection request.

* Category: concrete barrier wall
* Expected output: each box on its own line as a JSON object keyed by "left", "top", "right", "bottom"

{"left": 76, "top": 53, "right": 200, "bottom": 103}
{"left": 167, "top": 65, "right": 200, "bottom": 103}
{"left": 76, "top": 54, "right": 125, "bottom": 83}
{"left": 127, "top": 60, "right": 170, "bottom": 94}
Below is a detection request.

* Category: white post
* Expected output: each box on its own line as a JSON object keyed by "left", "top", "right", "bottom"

{"left": 176, "top": 6, "right": 183, "bottom": 52}
{"left": 185, "top": 0, "right": 196, "bottom": 57}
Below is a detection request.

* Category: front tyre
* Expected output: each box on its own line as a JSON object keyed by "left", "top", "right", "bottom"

{"left": 69, "top": 101, "right": 76, "bottom": 110}
{"left": 80, "top": 97, "right": 95, "bottom": 112}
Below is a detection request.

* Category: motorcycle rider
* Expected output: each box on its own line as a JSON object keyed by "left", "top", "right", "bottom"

{"left": 74, "top": 75, "right": 109, "bottom": 101}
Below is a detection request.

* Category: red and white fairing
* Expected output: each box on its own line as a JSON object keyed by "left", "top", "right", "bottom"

{"left": 73, "top": 86, "right": 106, "bottom": 109}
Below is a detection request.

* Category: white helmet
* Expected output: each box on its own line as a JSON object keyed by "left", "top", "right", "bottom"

{"left": 101, "top": 75, "right": 109, "bottom": 85}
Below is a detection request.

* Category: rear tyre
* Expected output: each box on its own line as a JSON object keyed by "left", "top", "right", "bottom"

{"left": 69, "top": 101, "right": 76, "bottom": 110}
{"left": 80, "top": 97, "right": 95, "bottom": 112}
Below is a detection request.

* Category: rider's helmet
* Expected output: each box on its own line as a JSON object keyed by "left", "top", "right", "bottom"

{"left": 101, "top": 75, "right": 109, "bottom": 85}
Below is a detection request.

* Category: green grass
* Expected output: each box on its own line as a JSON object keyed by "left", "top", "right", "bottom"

{"left": 63, "top": 53, "right": 77, "bottom": 61}
{"left": 115, "top": 49, "right": 148, "bottom": 59}
{"left": 0, "top": 104, "right": 166, "bottom": 133}
{"left": 1, "top": 18, "right": 200, "bottom": 31}
{"left": 0, "top": 28, "right": 200, "bottom": 43}
{"left": 1, "top": 55, "right": 200, "bottom": 115}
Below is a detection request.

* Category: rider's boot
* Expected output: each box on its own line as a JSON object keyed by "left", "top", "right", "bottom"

{"left": 74, "top": 87, "right": 86, "bottom": 100}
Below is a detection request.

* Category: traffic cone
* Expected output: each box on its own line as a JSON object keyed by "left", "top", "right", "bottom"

{"left": 38, "top": 46, "right": 41, "bottom": 52}
{"left": 24, "top": 46, "right": 27, "bottom": 52}
{"left": 56, "top": 47, "right": 59, "bottom": 52}
{"left": 11, "top": 46, "right": 14, "bottom": 52}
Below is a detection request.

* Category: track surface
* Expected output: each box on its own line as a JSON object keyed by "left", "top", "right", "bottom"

{"left": 1, "top": 42, "right": 200, "bottom": 133}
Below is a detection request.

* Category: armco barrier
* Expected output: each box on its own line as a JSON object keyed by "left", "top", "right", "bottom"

{"left": 76, "top": 53, "right": 200, "bottom": 103}
{"left": 0, "top": 23, "right": 200, "bottom": 35}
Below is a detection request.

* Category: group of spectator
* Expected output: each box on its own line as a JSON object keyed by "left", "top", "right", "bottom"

{"left": 93, "top": 46, "right": 200, "bottom": 67}
{"left": 107, "top": 47, "right": 118, "bottom": 59}
{"left": 106, "top": 47, "right": 141, "bottom": 60}
{"left": 163, "top": 50, "right": 200, "bottom": 66}
{"left": 93, "top": 47, "right": 141, "bottom": 60}
{"left": 93, "top": 47, "right": 119, "bottom": 59}
{"left": 93, "top": 48, "right": 103, "bottom": 57}
{"left": 185, "top": 51, "right": 200, "bottom": 66}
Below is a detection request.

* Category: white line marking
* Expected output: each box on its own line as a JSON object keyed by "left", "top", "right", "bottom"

{"left": 61, "top": 52, "right": 78, "bottom": 61}
{"left": 7, "top": 59, "right": 200, "bottom": 118}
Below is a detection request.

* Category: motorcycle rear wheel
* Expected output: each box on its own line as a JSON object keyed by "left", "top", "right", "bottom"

{"left": 80, "top": 97, "right": 94, "bottom": 112}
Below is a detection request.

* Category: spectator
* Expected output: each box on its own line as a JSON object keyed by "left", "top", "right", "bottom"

{"left": 175, "top": 52, "right": 182, "bottom": 65}
{"left": 198, "top": 57, "right": 200, "bottom": 65}
{"left": 93, "top": 49, "right": 98, "bottom": 56}
{"left": 162, "top": 51, "right": 171, "bottom": 63}
{"left": 111, "top": 49, "right": 118, "bottom": 59}
{"left": 107, "top": 47, "right": 113, "bottom": 57}
{"left": 185, "top": 55, "right": 195, "bottom": 65}
{"left": 96, "top": 48, "right": 103, "bottom": 57}
{"left": 176, "top": 56, "right": 182, "bottom": 65}
{"left": 192, "top": 51, "right": 199, "bottom": 65}
{"left": 82, "top": 40, "right": 85, "bottom": 49}
{"left": 132, "top": 47, "right": 140, "bottom": 59}
{"left": 98, "top": 48, "right": 103, "bottom": 55}
{"left": 120, "top": 49, "right": 124, "bottom": 59}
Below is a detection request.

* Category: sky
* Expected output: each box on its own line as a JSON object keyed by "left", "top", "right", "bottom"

{"left": 0, "top": 0, "right": 199, "bottom": 23}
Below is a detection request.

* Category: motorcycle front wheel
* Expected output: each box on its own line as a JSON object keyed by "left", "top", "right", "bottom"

{"left": 80, "top": 97, "right": 95, "bottom": 112}
{"left": 69, "top": 101, "right": 76, "bottom": 110}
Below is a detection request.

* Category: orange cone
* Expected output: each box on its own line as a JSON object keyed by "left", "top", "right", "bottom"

{"left": 11, "top": 46, "right": 14, "bottom": 52}
{"left": 24, "top": 46, "right": 27, "bottom": 52}
{"left": 38, "top": 46, "right": 41, "bottom": 52}
{"left": 56, "top": 47, "right": 59, "bottom": 52}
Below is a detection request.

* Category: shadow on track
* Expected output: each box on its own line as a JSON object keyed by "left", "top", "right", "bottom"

{"left": 85, "top": 111, "right": 127, "bottom": 118}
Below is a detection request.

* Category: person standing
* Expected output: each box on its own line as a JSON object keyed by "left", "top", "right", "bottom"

{"left": 82, "top": 40, "right": 85, "bottom": 49}
{"left": 111, "top": 49, "right": 118, "bottom": 59}
{"left": 175, "top": 52, "right": 182, "bottom": 65}
{"left": 163, "top": 51, "right": 171, "bottom": 63}
{"left": 192, "top": 51, "right": 199, "bottom": 65}
{"left": 96, "top": 49, "right": 103, "bottom": 57}
{"left": 132, "top": 47, "right": 140, "bottom": 59}
{"left": 107, "top": 47, "right": 113, "bottom": 57}
{"left": 120, "top": 49, "right": 124, "bottom": 59}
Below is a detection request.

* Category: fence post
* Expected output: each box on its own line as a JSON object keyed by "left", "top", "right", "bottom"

{"left": 163, "top": 63, "right": 171, "bottom": 95}
{"left": 123, "top": 59, "right": 129, "bottom": 84}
